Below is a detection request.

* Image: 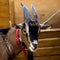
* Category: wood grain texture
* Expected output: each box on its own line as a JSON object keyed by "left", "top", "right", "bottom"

{"left": 34, "top": 56, "right": 60, "bottom": 60}
{"left": 14, "top": 54, "right": 60, "bottom": 60}
{"left": 0, "top": 0, "right": 60, "bottom": 28}
{"left": 14, "top": 55, "right": 60, "bottom": 60}
{"left": 0, "top": 0, "right": 8, "bottom": 4}
{"left": 0, "top": 0, "right": 15, "bottom": 29}
{"left": 38, "top": 29, "right": 60, "bottom": 39}
{"left": 38, "top": 38, "right": 60, "bottom": 47}
{"left": 0, "top": 0, "right": 9, "bottom": 29}
{"left": 14, "top": 0, "right": 60, "bottom": 24}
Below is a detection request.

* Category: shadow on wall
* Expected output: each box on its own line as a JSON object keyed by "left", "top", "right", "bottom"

{"left": 0, "top": 28, "right": 10, "bottom": 35}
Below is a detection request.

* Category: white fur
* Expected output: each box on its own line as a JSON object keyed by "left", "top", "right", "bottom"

{"left": 30, "top": 43, "right": 34, "bottom": 49}
{"left": 32, "top": 40, "right": 38, "bottom": 44}
{"left": 29, "top": 46, "right": 38, "bottom": 52}
{"left": 29, "top": 46, "right": 34, "bottom": 52}
{"left": 25, "top": 23, "right": 29, "bottom": 36}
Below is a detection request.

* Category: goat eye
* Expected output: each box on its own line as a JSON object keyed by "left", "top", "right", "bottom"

{"left": 23, "top": 29, "right": 26, "bottom": 34}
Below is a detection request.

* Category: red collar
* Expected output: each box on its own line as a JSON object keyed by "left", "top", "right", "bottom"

{"left": 16, "top": 29, "right": 26, "bottom": 57}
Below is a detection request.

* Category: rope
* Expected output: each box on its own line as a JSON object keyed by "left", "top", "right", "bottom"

{"left": 16, "top": 29, "right": 27, "bottom": 57}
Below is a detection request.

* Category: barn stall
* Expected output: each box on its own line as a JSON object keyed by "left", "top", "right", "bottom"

{"left": 0, "top": 0, "right": 60, "bottom": 60}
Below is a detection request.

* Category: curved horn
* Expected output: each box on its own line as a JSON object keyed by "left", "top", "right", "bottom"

{"left": 21, "top": 3, "right": 31, "bottom": 22}
{"left": 31, "top": 4, "right": 38, "bottom": 19}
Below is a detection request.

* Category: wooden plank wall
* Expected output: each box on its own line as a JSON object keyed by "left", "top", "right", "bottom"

{"left": 9, "top": 0, "right": 15, "bottom": 27}
{"left": 0, "top": 0, "right": 9, "bottom": 29}
{"left": 0, "top": 0, "right": 60, "bottom": 28}
{"left": 0, "top": 0, "right": 15, "bottom": 29}
{"left": 14, "top": 0, "right": 60, "bottom": 28}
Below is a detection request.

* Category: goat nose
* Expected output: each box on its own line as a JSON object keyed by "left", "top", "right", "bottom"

{"left": 32, "top": 40, "right": 38, "bottom": 49}
{"left": 33, "top": 44, "right": 37, "bottom": 49}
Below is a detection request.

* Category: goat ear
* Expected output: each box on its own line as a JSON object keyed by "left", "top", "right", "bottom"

{"left": 21, "top": 3, "right": 31, "bottom": 22}
{"left": 15, "top": 24, "right": 22, "bottom": 29}
{"left": 31, "top": 4, "right": 38, "bottom": 19}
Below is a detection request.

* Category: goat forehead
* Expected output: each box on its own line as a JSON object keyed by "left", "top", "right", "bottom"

{"left": 24, "top": 22, "right": 39, "bottom": 33}
{"left": 28, "top": 20, "right": 39, "bottom": 26}
{"left": 30, "top": 20, "right": 38, "bottom": 23}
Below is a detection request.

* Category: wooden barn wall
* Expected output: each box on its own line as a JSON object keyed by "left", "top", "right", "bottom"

{"left": 0, "top": 0, "right": 14, "bottom": 29}
{"left": 0, "top": 0, "right": 60, "bottom": 29}
{"left": 0, "top": 0, "right": 9, "bottom": 29}
{"left": 9, "top": 0, "right": 15, "bottom": 27}
{"left": 14, "top": 0, "right": 60, "bottom": 28}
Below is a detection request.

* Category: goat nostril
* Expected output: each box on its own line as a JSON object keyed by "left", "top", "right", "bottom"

{"left": 33, "top": 44, "right": 37, "bottom": 49}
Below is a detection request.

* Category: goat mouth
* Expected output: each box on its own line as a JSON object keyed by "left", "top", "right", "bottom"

{"left": 29, "top": 46, "right": 38, "bottom": 52}
{"left": 29, "top": 43, "right": 38, "bottom": 52}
